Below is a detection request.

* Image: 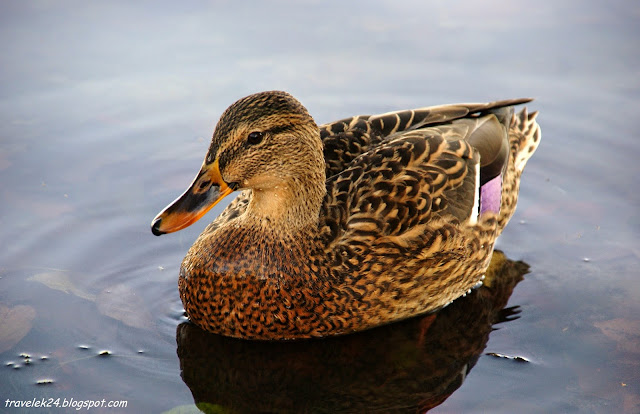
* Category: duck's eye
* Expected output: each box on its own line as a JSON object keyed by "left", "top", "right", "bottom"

{"left": 247, "top": 131, "right": 264, "bottom": 146}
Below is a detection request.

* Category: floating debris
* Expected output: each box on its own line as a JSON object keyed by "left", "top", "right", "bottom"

{"left": 98, "top": 350, "right": 112, "bottom": 357}
{"left": 36, "top": 379, "right": 54, "bottom": 385}
{"left": 583, "top": 257, "right": 590, "bottom": 262}
{"left": 78, "top": 345, "right": 90, "bottom": 350}
{"left": 486, "top": 352, "right": 530, "bottom": 363}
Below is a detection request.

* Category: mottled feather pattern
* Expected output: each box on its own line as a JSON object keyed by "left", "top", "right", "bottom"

{"left": 321, "top": 134, "right": 476, "bottom": 244}
{"left": 171, "top": 92, "right": 540, "bottom": 339}
{"left": 495, "top": 107, "right": 541, "bottom": 235}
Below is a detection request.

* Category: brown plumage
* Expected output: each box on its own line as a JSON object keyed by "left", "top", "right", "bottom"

{"left": 151, "top": 91, "right": 541, "bottom": 339}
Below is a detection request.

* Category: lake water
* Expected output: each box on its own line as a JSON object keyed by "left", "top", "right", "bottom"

{"left": 1, "top": 1, "right": 638, "bottom": 413}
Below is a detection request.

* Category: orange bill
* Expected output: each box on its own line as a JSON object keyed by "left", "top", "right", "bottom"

{"left": 151, "top": 159, "right": 234, "bottom": 235}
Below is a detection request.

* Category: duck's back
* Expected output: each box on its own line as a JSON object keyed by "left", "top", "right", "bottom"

{"left": 319, "top": 99, "right": 540, "bottom": 241}
{"left": 320, "top": 98, "right": 532, "bottom": 178}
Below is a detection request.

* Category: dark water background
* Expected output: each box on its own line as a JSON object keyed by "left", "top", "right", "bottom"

{"left": 1, "top": 1, "right": 639, "bottom": 413}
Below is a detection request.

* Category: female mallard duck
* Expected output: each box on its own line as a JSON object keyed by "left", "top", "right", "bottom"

{"left": 151, "top": 91, "right": 540, "bottom": 340}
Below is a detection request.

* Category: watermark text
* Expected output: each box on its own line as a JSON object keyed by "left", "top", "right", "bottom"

{"left": 5, "top": 397, "right": 127, "bottom": 410}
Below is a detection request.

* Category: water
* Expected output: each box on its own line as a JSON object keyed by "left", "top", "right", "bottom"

{"left": 1, "top": 1, "right": 638, "bottom": 412}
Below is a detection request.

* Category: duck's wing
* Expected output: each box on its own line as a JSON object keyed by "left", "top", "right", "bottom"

{"left": 319, "top": 109, "right": 513, "bottom": 250}
{"left": 319, "top": 98, "right": 531, "bottom": 178}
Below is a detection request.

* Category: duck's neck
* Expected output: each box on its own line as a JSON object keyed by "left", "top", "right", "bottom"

{"left": 243, "top": 164, "right": 326, "bottom": 235}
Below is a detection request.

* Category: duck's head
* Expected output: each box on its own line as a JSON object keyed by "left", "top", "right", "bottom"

{"left": 151, "top": 91, "right": 325, "bottom": 236}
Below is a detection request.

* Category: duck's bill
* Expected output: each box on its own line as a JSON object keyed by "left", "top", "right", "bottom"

{"left": 151, "top": 160, "right": 234, "bottom": 236}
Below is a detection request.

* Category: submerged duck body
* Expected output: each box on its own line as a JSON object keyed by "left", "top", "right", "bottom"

{"left": 152, "top": 91, "right": 540, "bottom": 339}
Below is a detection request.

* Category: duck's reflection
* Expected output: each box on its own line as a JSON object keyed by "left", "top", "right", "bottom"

{"left": 176, "top": 250, "right": 528, "bottom": 413}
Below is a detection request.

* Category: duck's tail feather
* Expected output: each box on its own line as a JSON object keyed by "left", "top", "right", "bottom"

{"left": 495, "top": 107, "right": 541, "bottom": 236}
{"left": 511, "top": 108, "right": 542, "bottom": 173}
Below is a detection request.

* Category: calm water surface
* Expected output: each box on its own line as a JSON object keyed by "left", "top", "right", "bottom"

{"left": 1, "top": 1, "right": 638, "bottom": 413}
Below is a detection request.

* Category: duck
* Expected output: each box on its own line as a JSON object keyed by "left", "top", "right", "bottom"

{"left": 151, "top": 90, "right": 540, "bottom": 340}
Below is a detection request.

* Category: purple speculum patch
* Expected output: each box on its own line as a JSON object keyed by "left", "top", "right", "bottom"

{"left": 480, "top": 175, "right": 502, "bottom": 215}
